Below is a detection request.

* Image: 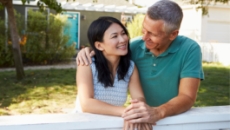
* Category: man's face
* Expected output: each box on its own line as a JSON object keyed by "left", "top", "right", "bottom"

{"left": 142, "top": 15, "right": 171, "bottom": 51}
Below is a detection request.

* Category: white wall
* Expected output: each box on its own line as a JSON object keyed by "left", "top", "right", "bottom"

{"left": 201, "top": 6, "right": 230, "bottom": 43}
{"left": 180, "top": 5, "right": 230, "bottom": 43}
{"left": 199, "top": 42, "right": 230, "bottom": 66}
{"left": 180, "top": 6, "right": 202, "bottom": 42}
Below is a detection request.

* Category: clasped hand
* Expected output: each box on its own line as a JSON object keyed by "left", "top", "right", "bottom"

{"left": 122, "top": 99, "right": 159, "bottom": 130}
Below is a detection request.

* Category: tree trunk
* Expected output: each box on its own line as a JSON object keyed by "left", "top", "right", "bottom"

{"left": 5, "top": 0, "right": 25, "bottom": 80}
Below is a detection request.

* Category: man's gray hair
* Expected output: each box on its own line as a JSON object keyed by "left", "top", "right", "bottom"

{"left": 147, "top": 0, "right": 183, "bottom": 33}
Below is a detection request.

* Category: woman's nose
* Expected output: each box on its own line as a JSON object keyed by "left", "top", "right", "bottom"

{"left": 119, "top": 35, "right": 127, "bottom": 42}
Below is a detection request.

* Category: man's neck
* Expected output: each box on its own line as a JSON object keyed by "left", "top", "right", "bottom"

{"left": 150, "top": 42, "right": 172, "bottom": 57}
{"left": 150, "top": 49, "right": 163, "bottom": 57}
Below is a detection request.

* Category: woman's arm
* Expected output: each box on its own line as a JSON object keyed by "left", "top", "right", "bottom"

{"left": 124, "top": 65, "right": 152, "bottom": 130}
{"left": 128, "top": 65, "right": 145, "bottom": 102}
{"left": 77, "top": 65, "right": 125, "bottom": 116}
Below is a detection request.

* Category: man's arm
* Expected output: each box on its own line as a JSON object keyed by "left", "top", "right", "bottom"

{"left": 157, "top": 78, "right": 200, "bottom": 119}
{"left": 122, "top": 77, "right": 200, "bottom": 124}
{"left": 76, "top": 47, "right": 95, "bottom": 66}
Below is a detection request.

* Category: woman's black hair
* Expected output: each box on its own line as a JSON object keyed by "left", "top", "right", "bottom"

{"left": 87, "top": 16, "right": 131, "bottom": 88}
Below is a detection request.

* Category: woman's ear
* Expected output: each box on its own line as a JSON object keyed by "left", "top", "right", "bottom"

{"left": 95, "top": 41, "right": 104, "bottom": 51}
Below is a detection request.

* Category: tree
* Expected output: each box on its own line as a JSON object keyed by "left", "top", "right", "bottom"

{"left": 0, "top": 0, "right": 62, "bottom": 80}
{"left": 0, "top": 0, "right": 228, "bottom": 80}
{"left": 183, "top": 0, "right": 229, "bottom": 15}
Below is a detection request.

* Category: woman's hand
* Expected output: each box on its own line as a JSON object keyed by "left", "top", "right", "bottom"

{"left": 122, "top": 99, "right": 159, "bottom": 125}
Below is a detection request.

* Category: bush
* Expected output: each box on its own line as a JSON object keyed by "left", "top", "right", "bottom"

{"left": 0, "top": 10, "right": 75, "bottom": 67}
{"left": 24, "top": 10, "right": 75, "bottom": 65}
{"left": 0, "top": 17, "right": 14, "bottom": 67}
{"left": 0, "top": 11, "right": 23, "bottom": 67}
{"left": 126, "top": 14, "right": 145, "bottom": 39}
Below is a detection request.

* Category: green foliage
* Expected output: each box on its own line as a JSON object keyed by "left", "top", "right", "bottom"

{"left": 0, "top": 10, "right": 23, "bottom": 67}
{"left": 0, "top": 2, "right": 3, "bottom": 10}
{"left": 37, "top": 0, "right": 63, "bottom": 13}
{"left": 0, "top": 9, "right": 75, "bottom": 67}
{"left": 184, "top": 0, "right": 229, "bottom": 15}
{"left": 0, "top": 18, "right": 14, "bottom": 67}
{"left": 126, "top": 14, "right": 145, "bottom": 39}
{"left": 24, "top": 9, "right": 75, "bottom": 64}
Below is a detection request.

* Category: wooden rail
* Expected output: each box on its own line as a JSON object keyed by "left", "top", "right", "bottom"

{"left": 0, "top": 106, "right": 229, "bottom": 130}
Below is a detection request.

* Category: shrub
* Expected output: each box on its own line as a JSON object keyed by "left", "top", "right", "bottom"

{"left": 0, "top": 18, "right": 12, "bottom": 67}
{"left": 23, "top": 9, "right": 75, "bottom": 65}
{"left": 126, "top": 14, "right": 145, "bottom": 39}
{"left": 0, "top": 10, "right": 75, "bottom": 67}
{"left": 0, "top": 11, "right": 23, "bottom": 67}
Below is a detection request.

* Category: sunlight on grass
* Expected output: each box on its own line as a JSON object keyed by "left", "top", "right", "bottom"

{"left": 0, "top": 69, "right": 76, "bottom": 115}
{"left": 194, "top": 63, "right": 229, "bottom": 107}
{"left": 0, "top": 63, "right": 229, "bottom": 115}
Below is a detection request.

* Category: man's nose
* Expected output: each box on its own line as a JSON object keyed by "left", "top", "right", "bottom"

{"left": 142, "top": 32, "right": 149, "bottom": 41}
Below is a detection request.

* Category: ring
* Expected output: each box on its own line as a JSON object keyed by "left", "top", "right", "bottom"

{"left": 134, "top": 128, "right": 138, "bottom": 130}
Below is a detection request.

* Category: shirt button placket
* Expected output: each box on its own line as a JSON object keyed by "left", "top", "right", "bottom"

{"left": 151, "top": 55, "right": 157, "bottom": 75}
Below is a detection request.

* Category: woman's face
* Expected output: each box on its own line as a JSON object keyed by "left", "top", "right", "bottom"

{"left": 97, "top": 23, "right": 129, "bottom": 57}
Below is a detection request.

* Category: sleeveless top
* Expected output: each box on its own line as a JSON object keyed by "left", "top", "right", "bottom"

{"left": 75, "top": 58, "right": 135, "bottom": 112}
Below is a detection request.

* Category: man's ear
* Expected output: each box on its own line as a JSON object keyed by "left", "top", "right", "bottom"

{"left": 95, "top": 41, "right": 104, "bottom": 51}
{"left": 169, "top": 30, "right": 179, "bottom": 41}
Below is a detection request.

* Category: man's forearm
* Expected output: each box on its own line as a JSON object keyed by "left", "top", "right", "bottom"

{"left": 156, "top": 94, "right": 195, "bottom": 119}
{"left": 156, "top": 78, "right": 200, "bottom": 119}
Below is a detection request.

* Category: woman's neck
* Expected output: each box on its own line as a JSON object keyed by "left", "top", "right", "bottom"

{"left": 105, "top": 56, "right": 120, "bottom": 75}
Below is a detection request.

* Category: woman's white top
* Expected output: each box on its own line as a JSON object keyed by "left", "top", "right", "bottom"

{"left": 75, "top": 58, "right": 135, "bottom": 112}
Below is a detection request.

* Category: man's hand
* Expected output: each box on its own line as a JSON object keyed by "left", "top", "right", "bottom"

{"left": 122, "top": 99, "right": 161, "bottom": 125}
{"left": 76, "top": 47, "right": 95, "bottom": 66}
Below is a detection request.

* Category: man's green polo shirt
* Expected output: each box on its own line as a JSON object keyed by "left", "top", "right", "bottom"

{"left": 130, "top": 35, "right": 204, "bottom": 107}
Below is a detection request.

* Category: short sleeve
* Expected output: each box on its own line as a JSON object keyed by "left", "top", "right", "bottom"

{"left": 180, "top": 43, "right": 204, "bottom": 80}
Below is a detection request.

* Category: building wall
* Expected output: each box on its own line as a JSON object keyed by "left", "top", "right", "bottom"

{"left": 180, "top": 6, "right": 202, "bottom": 42}
{"left": 180, "top": 5, "right": 230, "bottom": 43}
{"left": 1, "top": 4, "right": 136, "bottom": 49}
{"left": 66, "top": 10, "right": 135, "bottom": 47}
{"left": 201, "top": 6, "right": 230, "bottom": 43}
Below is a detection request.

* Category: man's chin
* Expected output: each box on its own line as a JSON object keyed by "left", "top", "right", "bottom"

{"left": 145, "top": 45, "right": 155, "bottom": 50}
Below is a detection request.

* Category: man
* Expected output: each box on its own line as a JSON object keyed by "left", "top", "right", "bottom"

{"left": 76, "top": 0, "right": 204, "bottom": 128}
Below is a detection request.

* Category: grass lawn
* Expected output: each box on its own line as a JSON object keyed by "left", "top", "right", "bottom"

{"left": 0, "top": 69, "right": 76, "bottom": 115}
{"left": 0, "top": 64, "right": 229, "bottom": 115}
{"left": 194, "top": 63, "right": 229, "bottom": 107}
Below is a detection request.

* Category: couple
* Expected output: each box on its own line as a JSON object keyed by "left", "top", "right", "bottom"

{"left": 75, "top": 0, "right": 204, "bottom": 130}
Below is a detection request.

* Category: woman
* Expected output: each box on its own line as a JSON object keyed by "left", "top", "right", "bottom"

{"left": 76, "top": 16, "right": 145, "bottom": 117}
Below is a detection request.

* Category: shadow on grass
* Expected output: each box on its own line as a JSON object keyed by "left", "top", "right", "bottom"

{"left": 0, "top": 68, "right": 76, "bottom": 115}
{"left": 0, "top": 65, "right": 229, "bottom": 115}
{"left": 194, "top": 65, "right": 230, "bottom": 107}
